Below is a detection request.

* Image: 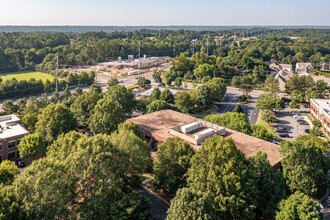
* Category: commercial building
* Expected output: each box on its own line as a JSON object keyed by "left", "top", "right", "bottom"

{"left": 310, "top": 99, "right": 330, "bottom": 138}
{"left": 0, "top": 114, "right": 29, "bottom": 162}
{"left": 139, "top": 87, "right": 178, "bottom": 97}
{"left": 128, "top": 110, "right": 281, "bottom": 170}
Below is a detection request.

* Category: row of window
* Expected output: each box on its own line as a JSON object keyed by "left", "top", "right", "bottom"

{"left": 0, "top": 151, "right": 19, "bottom": 162}
{"left": 0, "top": 139, "right": 21, "bottom": 152}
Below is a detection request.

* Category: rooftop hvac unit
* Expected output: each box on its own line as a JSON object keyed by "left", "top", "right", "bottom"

{"left": 193, "top": 128, "right": 214, "bottom": 140}
{"left": 181, "top": 122, "right": 202, "bottom": 134}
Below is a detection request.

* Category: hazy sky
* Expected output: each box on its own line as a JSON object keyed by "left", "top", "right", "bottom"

{"left": 0, "top": 0, "right": 329, "bottom": 26}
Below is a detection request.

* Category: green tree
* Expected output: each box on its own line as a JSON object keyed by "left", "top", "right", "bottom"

{"left": 250, "top": 152, "right": 286, "bottom": 219}
{"left": 261, "top": 109, "right": 277, "bottom": 123}
{"left": 160, "top": 88, "right": 175, "bottom": 104}
{"left": 174, "top": 77, "right": 182, "bottom": 87}
{"left": 137, "top": 77, "right": 147, "bottom": 87}
{"left": 194, "top": 63, "right": 214, "bottom": 80}
{"left": 70, "top": 91, "right": 102, "bottom": 127}
{"left": 146, "top": 100, "right": 175, "bottom": 113}
{"left": 2, "top": 100, "right": 18, "bottom": 114}
{"left": 205, "top": 112, "right": 252, "bottom": 134}
{"left": 108, "top": 78, "right": 118, "bottom": 87}
{"left": 240, "top": 84, "right": 253, "bottom": 97}
{"left": 149, "top": 87, "right": 161, "bottom": 101}
{"left": 152, "top": 71, "right": 162, "bottom": 83}
{"left": 203, "top": 77, "right": 227, "bottom": 103}
{"left": 105, "top": 85, "right": 136, "bottom": 114}
{"left": 88, "top": 99, "right": 126, "bottom": 134}
{"left": 275, "top": 192, "right": 323, "bottom": 220}
{"left": 251, "top": 124, "right": 274, "bottom": 141}
{"left": 197, "top": 85, "right": 213, "bottom": 107}
{"left": 187, "top": 136, "right": 258, "bottom": 219}
{"left": 90, "top": 83, "right": 102, "bottom": 94}
{"left": 21, "top": 112, "right": 38, "bottom": 132}
{"left": 35, "top": 103, "right": 77, "bottom": 143}
{"left": 0, "top": 161, "right": 20, "bottom": 185}
{"left": 280, "top": 140, "right": 330, "bottom": 197}
{"left": 110, "top": 192, "right": 150, "bottom": 220}
{"left": 167, "top": 187, "right": 219, "bottom": 220}
{"left": 17, "top": 133, "right": 46, "bottom": 158}
{"left": 175, "top": 91, "right": 193, "bottom": 113}
{"left": 153, "top": 137, "right": 195, "bottom": 194}
{"left": 264, "top": 75, "right": 280, "bottom": 94}
{"left": 233, "top": 104, "right": 244, "bottom": 113}
{"left": 110, "top": 125, "right": 152, "bottom": 191}
{"left": 256, "top": 94, "right": 285, "bottom": 111}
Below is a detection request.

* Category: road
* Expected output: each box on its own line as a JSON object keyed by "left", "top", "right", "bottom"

{"left": 139, "top": 187, "right": 169, "bottom": 220}
{"left": 216, "top": 87, "right": 264, "bottom": 124}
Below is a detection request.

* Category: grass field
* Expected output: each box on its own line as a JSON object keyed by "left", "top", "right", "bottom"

{"left": 0, "top": 71, "right": 54, "bottom": 82}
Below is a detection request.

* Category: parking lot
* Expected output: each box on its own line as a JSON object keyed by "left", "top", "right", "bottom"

{"left": 274, "top": 106, "right": 311, "bottom": 141}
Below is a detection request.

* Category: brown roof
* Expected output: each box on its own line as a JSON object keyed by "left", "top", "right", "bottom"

{"left": 128, "top": 110, "right": 281, "bottom": 167}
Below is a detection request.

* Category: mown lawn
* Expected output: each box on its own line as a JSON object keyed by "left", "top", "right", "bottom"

{"left": 0, "top": 71, "right": 54, "bottom": 82}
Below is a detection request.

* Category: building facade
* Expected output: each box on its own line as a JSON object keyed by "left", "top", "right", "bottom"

{"left": 310, "top": 99, "right": 330, "bottom": 139}
{"left": 0, "top": 115, "right": 29, "bottom": 162}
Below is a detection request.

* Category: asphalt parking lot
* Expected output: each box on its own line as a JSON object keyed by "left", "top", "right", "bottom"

{"left": 274, "top": 106, "right": 311, "bottom": 141}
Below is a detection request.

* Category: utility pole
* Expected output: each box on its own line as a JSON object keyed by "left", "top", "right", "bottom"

{"left": 56, "top": 54, "right": 59, "bottom": 92}
{"left": 138, "top": 42, "right": 141, "bottom": 79}
{"left": 206, "top": 38, "right": 209, "bottom": 56}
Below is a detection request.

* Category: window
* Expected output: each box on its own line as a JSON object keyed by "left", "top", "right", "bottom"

{"left": 0, "top": 143, "right": 2, "bottom": 152}
{"left": 17, "top": 139, "right": 21, "bottom": 146}
{"left": 8, "top": 140, "right": 16, "bottom": 149}
{"left": 8, "top": 152, "right": 16, "bottom": 160}
{"left": 0, "top": 155, "right": 2, "bottom": 162}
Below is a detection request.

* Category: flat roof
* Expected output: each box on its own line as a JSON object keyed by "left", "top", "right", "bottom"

{"left": 311, "top": 99, "right": 330, "bottom": 117}
{"left": 0, "top": 115, "right": 29, "bottom": 140}
{"left": 139, "top": 87, "right": 178, "bottom": 97}
{"left": 128, "top": 110, "right": 281, "bottom": 167}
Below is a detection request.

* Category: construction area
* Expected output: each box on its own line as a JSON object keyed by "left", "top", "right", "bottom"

{"left": 84, "top": 55, "right": 171, "bottom": 78}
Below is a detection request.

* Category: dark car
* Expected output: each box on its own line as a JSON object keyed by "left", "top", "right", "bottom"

{"left": 16, "top": 158, "right": 25, "bottom": 168}
{"left": 298, "top": 120, "right": 309, "bottom": 125}
{"left": 304, "top": 129, "right": 310, "bottom": 133}
{"left": 278, "top": 133, "right": 289, "bottom": 138}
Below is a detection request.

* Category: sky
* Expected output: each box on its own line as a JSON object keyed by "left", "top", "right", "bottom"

{"left": 0, "top": 0, "right": 329, "bottom": 26}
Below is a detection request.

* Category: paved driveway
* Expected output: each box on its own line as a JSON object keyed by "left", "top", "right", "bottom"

{"left": 139, "top": 187, "right": 169, "bottom": 220}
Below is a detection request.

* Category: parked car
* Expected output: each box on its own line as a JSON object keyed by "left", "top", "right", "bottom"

{"left": 298, "top": 120, "right": 309, "bottom": 125}
{"left": 278, "top": 133, "right": 289, "bottom": 138}
{"left": 293, "top": 114, "right": 301, "bottom": 118}
{"left": 272, "top": 141, "right": 281, "bottom": 145}
{"left": 304, "top": 129, "right": 310, "bottom": 133}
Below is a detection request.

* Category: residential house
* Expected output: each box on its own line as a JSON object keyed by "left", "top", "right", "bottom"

{"left": 269, "top": 61, "right": 294, "bottom": 91}
{"left": 320, "top": 63, "right": 330, "bottom": 71}
{"left": 296, "top": 62, "right": 314, "bottom": 75}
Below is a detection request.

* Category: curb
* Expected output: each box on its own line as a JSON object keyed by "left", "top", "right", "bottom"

{"left": 141, "top": 185, "right": 170, "bottom": 207}
{"left": 317, "top": 187, "right": 330, "bottom": 203}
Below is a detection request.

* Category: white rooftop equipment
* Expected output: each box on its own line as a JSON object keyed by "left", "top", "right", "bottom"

{"left": 193, "top": 128, "right": 214, "bottom": 140}
{"left": 181, "top": 122, "right": 202, "bottom": 134}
